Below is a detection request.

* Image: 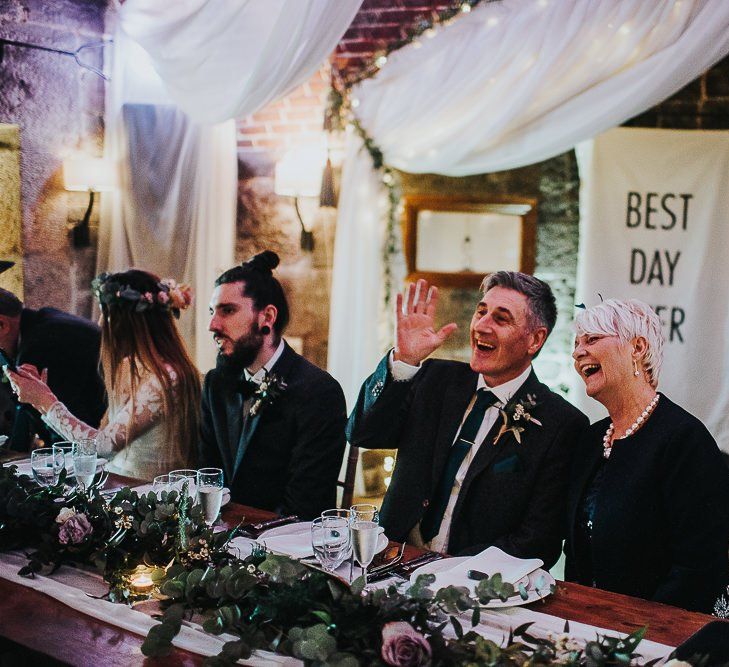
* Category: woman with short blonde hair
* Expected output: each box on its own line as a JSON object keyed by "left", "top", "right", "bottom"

{"left": 566, "top": 298, "right": 729, "bottom": 613}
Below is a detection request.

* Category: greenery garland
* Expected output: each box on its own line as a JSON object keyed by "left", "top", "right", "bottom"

{"left": 326, "top": 1, "right": 496, "bottom": 313}
{"left": 0, "top": 463, "right": 663, "bottom": 667}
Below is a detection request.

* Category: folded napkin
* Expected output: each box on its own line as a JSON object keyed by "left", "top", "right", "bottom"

{"left": 13, "top": 457, "right": 108, "bottom": 479}
{"left": 431, "top": 546, "right": 542, "bottom": 593}
{"left": 258, "top": 523, "right": 314, "bottom": 558}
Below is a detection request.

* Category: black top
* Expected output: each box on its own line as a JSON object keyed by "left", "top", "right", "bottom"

{"left": 8, "top": 307, "right": 106, "bottom": 451}
{"left": 565, "top": 394, "right": 729, "bottom": 613}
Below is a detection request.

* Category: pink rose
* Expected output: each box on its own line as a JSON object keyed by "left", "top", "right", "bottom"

{"left": 58, "top": 512, "right": 93, "bottom": 545}
{"left": 143, "top": 292, "right": 154, "bottom": 303}
{"left": 157, "top": 291, "right": 170, "bottom": 304}
{"left": 381, "top": 622, "right": 431, "bottom": 667}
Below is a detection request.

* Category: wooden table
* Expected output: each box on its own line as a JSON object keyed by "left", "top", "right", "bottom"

{"left": 0, "top": 471, "right": 715, "bottom": 665}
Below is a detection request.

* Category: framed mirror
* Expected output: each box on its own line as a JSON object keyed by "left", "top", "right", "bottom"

{"left": 402, "top": 194, "right": 537, "bottom": 288}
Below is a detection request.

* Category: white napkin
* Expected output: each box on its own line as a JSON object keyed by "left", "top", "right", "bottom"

{"left": 12, "top": 457, "right": 107, "bottom": 479}
{"left": 431, "top": 546, "right": 543, "bottom": 593}
{"left": 258, "top": 530, "right": 314, "bottom": 558}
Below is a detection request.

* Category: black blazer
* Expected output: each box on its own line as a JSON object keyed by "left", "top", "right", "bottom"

{"left": 9, "top": 307, "right": 105, "bottom": 451}
{"left": 198, "top": 342, "right": 347, "bottom": 520}
{"left": 347, "top": 355, "right": 588, "bottom": 565}
{"left": 564, "top": 394, "right": 729, "bottom": 613}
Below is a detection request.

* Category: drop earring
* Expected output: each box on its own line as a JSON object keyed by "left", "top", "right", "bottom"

{"left": 633, "top": 358, "right": 640, "bottom": 376}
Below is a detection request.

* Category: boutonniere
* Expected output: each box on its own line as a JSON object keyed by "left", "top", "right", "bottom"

{"left": 494, "top": 394, "right": 542, "bottom": 445}
{"left": 249, "top": 371, "right": 287, "bottom": 417}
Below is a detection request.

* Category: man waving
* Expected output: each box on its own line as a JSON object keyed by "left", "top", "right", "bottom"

{"left": 347, "top": 272, "right": 587, "bottom": 565}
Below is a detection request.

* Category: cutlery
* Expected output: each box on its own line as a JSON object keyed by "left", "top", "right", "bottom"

{"left": 369, "top": 542, "right": 405, "bottom": 575}
{"left": 368, "top": 552, "right": 444, "bottom": 582}
{"left": 239, "top": 515, "right": 299, "bottom": 536}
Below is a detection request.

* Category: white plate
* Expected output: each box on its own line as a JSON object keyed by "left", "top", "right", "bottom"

{"left": 409, "top": 556, "right": 555, "bottom": 608}
{"left": 259, "top": 521, "right": 389, "bottom": 555}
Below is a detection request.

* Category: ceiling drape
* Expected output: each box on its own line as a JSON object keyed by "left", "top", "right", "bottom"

{"left": 329, "top": 0, "right": 729, "bottom": 408}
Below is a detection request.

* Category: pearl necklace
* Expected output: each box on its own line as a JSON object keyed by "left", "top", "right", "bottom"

{"left": 602, "top": 394, "right": 660, "bottom": 459}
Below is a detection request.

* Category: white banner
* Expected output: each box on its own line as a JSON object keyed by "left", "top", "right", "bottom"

{"left": 575, "top": 127, "right": 729, "bottom": 452}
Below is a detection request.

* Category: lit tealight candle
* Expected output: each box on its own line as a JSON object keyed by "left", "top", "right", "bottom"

{"left": 130, "top": 569, "right": 154, "bottom": 594}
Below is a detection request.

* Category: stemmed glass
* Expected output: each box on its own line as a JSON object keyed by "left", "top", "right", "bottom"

{"left": 197, "top": 468, "right": 224, "bottom": 526}
{"left": 52, "top": 441, "right": 76, "bottom": 475}
{"left": 72, "top": 439, "right": 98, "bottom": 490}
{"left": 169, "top": 469, "right": 197, "bottom": 500}
{"left": 351, "top": 519, "right": 382, "bottom": 591}
{"left": 30, "top": 447, "right": 64, "bottom": 487}
{"left": 152, "top": 474, "right": 173, "bottom": 497}
{"left": 311, "top": 516, "right": 351, "bottom": 573}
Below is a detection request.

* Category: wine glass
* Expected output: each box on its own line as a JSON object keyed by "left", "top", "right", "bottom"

{"left": 31, "top": 447, "right": 64, "bottom": 486}
{"left": 169, "top": 469, "right": 197, "bottom": 500}
{"left": 311, "top": 516, "right": 351, "bottom": 573}
{"left": 152, "top": 474, "right": 172, "bottom": 497}
{"left": 351, "top": 520, "right": 383, "bottom": 591}
{"left": 350, "top": 503, "right": 379, "bottom": 523}
{"left": 197, "top": 468, "right": 224, "bottom": 526}
{"left": 72, "top": 439, "right": 98, "bottom": 490}
{"left": 52, "top": 441, "right": 76, "bottom": 476}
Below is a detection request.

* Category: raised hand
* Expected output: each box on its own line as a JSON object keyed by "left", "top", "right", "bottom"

{"left": 6, "top": 364, "right": 56, "bottom": 412}
{"left": 394, "top": 279, "right": 457, "bottom": 366}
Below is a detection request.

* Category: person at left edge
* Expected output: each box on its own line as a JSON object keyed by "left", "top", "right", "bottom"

{"left": 0, "top": 287, "right": 105, "bottom": 451}
{"left": 198, "top": 251, "right": 347, "bottom": 520}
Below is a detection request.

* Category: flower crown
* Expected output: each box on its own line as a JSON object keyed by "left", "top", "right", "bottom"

{"left": 92, "top": 273, "right": 193, "bottom": 319}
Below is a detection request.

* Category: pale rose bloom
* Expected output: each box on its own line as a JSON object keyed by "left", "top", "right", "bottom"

{"left": 55, "top": 507, "right": 77, "bottom": 524}
{"left": 58, "top": 513, "right": 93, "bottom": 545}
{"left": 381, "top": 622, "right": 431, "bottom": 667}
{"left": 157, "top": 291, "right": 170, "bottom": 304}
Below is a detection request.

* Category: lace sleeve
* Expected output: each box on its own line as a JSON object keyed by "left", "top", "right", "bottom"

{"left": 42, "top": 371, "right": 172, "bottom": 457}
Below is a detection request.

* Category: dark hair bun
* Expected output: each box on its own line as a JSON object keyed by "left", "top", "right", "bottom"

{"left": 245, "top": 250, "right": 279, "bottom": 275}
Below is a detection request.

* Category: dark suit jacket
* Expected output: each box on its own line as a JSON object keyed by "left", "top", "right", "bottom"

{"left": 564, "top": 395, "right": 729, "bottom": 613}
{"left": 198, "top": 342, "right": 347, "bottom": 520}
{"left": 7, "top": 307, "right": 105, "bottom": 451}
{"left": 347, "top": 355, "right": 588, "bottom": 565}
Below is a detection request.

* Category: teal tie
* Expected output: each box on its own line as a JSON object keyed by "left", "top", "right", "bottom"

{"left": 420, "top": 389, "right": 498, "bottom": 543}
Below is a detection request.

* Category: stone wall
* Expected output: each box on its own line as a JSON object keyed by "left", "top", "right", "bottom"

{"left": 0, "top": 0, "right": 107, "bottom": 316}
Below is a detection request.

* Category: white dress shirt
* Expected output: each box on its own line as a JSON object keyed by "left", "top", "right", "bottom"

{"left": 244, "top": 338, "right": 285, "bottom": 384}
{"left": 389, "top": 350, "right": 532, "bottom": 553}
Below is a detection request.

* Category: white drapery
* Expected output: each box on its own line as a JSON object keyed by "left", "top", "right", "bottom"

{"left": 329, "top": 0, "right": 729, "bottom": 409}
{"left": 119, "top": 0, "right": 362, "bottom": 124}
{"left": 98, "top": 25, "right": 237, "bottom": 372}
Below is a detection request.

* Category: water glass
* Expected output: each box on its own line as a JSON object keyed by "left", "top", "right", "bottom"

{"left": 52, "top": 441, "right": 77, "bottom": 475}
{"left": 152, "top": 474, "right": 173, "bottom": 497}
{"left": 72, "top": 439, "right": 98, "bottom": 490}
{"left": 169, "top": 469, "right": 197, "bottom": 500}
{"left": 197, "top": 467, "right": 224, "bottom": 526}
{"left": 311, "top": 516, "right": 351, "bottom": 573}
{"left": 30, "top": 447, "right": 64, "bottom": 487}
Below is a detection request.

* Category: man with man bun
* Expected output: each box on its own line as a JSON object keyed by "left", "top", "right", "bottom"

{"left": 198, "top": 251, "right": 347, "bottom": 519}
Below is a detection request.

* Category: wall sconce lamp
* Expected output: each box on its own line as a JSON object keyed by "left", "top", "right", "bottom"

{"left": 63, "top": 157, "right": 116, "bottom": 248}
{"left": 274, "top": 144, "right": 338, "bottom": 252}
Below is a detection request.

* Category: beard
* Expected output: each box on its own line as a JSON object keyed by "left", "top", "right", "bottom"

{"left": 216, "top": 323, "right": 265, "bottom": 377}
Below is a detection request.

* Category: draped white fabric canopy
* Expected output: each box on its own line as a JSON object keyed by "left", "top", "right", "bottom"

{"left": 329, "top": 0, "right": 729, "bottom": 408}
{"left": 101, "top": 0, "right": 362, "bottom": 370}
{"left": 119, "top": 0, "right": 362, "bottom": 124}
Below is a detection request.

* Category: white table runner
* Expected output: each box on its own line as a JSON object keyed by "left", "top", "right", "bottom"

{"left": 0, "top": 550, "right": 674, "bottom": 665}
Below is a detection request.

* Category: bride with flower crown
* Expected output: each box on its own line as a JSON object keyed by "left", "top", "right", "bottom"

{"left": 5, "top": 269, "right": 201, "bottom": 480}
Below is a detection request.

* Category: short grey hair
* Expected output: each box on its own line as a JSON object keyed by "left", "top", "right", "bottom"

{"left": 481, "top": 271, "right": 557, "bottom": 335}
{"left": 574, "top": 299, "right": 664, "bottom": 388}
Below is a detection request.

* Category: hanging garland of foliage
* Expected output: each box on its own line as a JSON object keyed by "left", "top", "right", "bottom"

{"left": 326, "top": 0, "right": 493, "bottom": 310}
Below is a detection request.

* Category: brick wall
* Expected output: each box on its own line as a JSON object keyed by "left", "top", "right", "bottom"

{"left": 0, "top": 0, "right": 107, "bottom": 317}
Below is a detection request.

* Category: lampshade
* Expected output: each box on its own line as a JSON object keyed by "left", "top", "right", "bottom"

{"left": 63, "top": 158, "right": 116, "bottom": 192}
{"left": 274, "top": 145, "right": 326, "bottom": 198}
